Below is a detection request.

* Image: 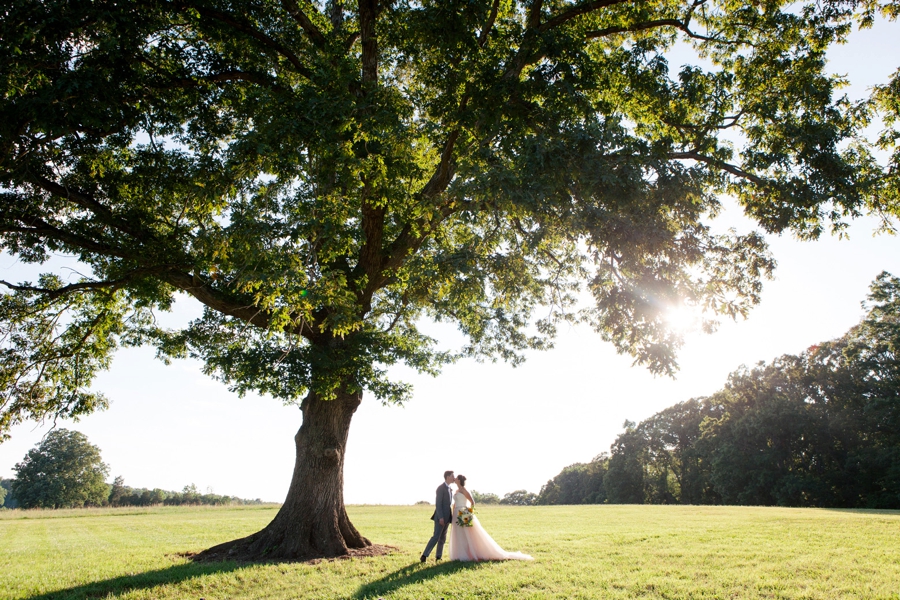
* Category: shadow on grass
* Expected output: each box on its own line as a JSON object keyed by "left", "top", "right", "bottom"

{"left": 818, "top": 507, "right": 900, "bottom": 515}
{"left": 25, "top": 560, "right": 247, "bottom": 600}
{"left": 354, "top": 560, "right": 488, "bottom": 599}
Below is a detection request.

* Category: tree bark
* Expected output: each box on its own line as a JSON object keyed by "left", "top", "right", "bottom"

{"left": 195, "top": 386, "right": 372, "bottom": 562}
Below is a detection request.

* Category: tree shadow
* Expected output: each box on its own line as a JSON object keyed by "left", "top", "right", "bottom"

{"left": 817, "top": 507, "right": 900, "bottom": 515}
{"left": 353, "top": 560, "right": 489, "bottom": 599}
{"left": 24, "top": 560, "right": 248, "bottom": 600}
{"left": 24, "top": 554, "right": 497, "bottom": 600}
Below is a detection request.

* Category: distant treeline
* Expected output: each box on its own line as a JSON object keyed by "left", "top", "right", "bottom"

{"left": 538, "top": 272, "right": 900, "bottom": 509}
{"left": 471, "top": 490, "right": 538, "bottom": 506}
{"left": 1, "top": 476, "right": 264, "bottom": 509}
{"left": 107, "top": 478, "right": 265, "bottom": 507}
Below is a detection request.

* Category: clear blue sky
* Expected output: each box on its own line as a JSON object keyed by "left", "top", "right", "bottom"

{"left": 1, "top": 18, "right": 898, "bottom": 505}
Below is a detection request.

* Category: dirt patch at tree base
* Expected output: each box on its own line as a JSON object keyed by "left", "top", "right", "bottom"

{"left": 308, "top": 544, "right": 396, "bottom": 564}
{"left": 185, "top": 543, "right": 397, "bottom": 565}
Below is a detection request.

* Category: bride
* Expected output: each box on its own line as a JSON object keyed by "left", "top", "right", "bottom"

{"left": 448, "top": 475, "right": 533, "bottom": 562}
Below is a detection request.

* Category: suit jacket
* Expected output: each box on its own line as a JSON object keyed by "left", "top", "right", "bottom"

{"left": 430, "top": 483, "right": 453, "bottom": 523}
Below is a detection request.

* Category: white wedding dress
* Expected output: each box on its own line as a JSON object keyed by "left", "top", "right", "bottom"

{"left": 448, "top": 491, "right": 533, "bottom": 561}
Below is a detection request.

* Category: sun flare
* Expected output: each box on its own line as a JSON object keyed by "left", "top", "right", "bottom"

{"left": 664, "top": 304, "right": 702, "bottom": 334}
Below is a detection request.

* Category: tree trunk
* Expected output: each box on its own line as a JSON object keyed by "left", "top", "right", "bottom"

{"left": 195, "top": 386, "right": 372, "bottom": 562}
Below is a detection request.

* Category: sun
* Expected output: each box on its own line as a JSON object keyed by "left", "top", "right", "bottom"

{"left": 664, "top": 303, "right": 702, "bottom": 334}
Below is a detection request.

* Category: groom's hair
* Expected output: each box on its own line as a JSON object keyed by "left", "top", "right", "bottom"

{"left": 444, "top": 470, "right": 454, "bottom": 479}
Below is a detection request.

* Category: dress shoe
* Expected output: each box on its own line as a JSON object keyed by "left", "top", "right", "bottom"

{"left": 420, "top": 555, "right": 427, "bottom": 563}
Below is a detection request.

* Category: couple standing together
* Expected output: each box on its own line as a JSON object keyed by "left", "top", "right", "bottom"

{"left": 420, "top": 470, "right": 533, "bottom": 562}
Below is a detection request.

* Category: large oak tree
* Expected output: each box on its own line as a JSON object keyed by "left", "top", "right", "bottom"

{"left": 1, "top": 0, "right": 897, "bottom": 560}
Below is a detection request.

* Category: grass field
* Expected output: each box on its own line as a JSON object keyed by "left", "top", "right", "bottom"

{"left": 1, "top": 504, "right": 899, "bottom": 599}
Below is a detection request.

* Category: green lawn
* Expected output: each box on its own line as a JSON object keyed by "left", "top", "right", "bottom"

{"left": 1, "top": 503, "right": 898, "bottom": 599}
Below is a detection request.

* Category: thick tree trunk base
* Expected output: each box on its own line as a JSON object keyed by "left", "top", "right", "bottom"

{"left": 194, "top": 387, "right": 380, "bottom": 563}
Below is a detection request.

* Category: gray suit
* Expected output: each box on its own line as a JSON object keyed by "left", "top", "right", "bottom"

{"left": 422, "top": 482, "right": 453, "bottom": 559}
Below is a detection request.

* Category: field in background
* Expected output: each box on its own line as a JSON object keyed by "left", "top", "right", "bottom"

{"left": 2, "top": 504, "right": 899, "bottom": 599}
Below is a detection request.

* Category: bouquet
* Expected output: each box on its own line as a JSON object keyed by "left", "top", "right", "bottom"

{"left": 456, "top": 506, "right": 475, "bottom": 527}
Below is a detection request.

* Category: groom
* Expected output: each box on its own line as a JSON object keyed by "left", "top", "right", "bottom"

{"left": 420, "top": 470, "right": 454, "bottom": 563}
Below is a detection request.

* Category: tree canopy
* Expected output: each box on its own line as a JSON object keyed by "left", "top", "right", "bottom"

{"left": 12, "top": 428, "right": 110, "bottom": 509}
{"left": 0, "top": 0, "right": 897, "bottom": 559}
{"left": 2, "top": 0, "right": 898, "bottom": 432}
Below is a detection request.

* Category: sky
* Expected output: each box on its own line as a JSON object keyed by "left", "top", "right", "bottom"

{"left": 1, "top": 17, "right": 899, "bottom": 506}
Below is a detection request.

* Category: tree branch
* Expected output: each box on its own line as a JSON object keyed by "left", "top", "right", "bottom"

{"left": 161, "top": 270, "right": 272, "bottom": 330}
{"left": 178, "top": 2, "right": 314, "bottom": 79}
{"left": 0, "top": 220, "right": 134, "bottom": 260}
{"left": 28, "top": 174, "right": 144, "bottom": 240}
{"left": 358, "top": 0, "right": 378, "bottom": 85}
{"left": 381, "top": 200, "right": 466, "bottom": 276}
{"left": 505, "top": 0, "right": 632, "bottom": 83}
{"left": 2, "top": 276, "right": 135, "bottom": 299}
{"left": 478, "top": 0, "right": 501, "bottom": 47}
{"left": 669, "top": 151, "right": 768, "bottom": 186}
{"left": 329, "top": 0, "right": 344, "bottom": 29}
{"left": 586, "top": 18, "right": 741, "bottom": 44}
{"left": 421, "top": 130, "right": 460, "bottom": 199}
{"left": 357, "top": 176, "right": 386, "bottom": 303}
{"left": 158, "top": 69, "right": 288, "bottom": 92}
{"left": 538, "top": 0, "right": 633, "bottom": 33}
{"left": 280, "top": 0, "right": 328, "bottom": 48}
{"left": 528, "top": 0, "right": 544, "bottom": 30}
{"left": 161, "top": 271, "right": 319, "bottom": 340}
{"left": 660, "top": 109, "right": 746, "bottom": 134}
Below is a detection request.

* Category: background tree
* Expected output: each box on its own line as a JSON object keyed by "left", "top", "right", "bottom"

{"left": 500, "top": 489, "right": 538, "bottom": 506}
{"left": 538, "top": 454, "right": 608, "bottom": 505}
{"left": 539, "top": 273, "right": 900, "bottom": 508}
{"left": 0, "top": 479, "right": 16, "bottom": 509}
{"left": 603, "top": 421, "right": 646, "bottom": 503}
{"left": 841, "top": 271, "right": 900, "bottom": 506}
{"left": 0, "top": 0, "right": 896, "bottom": 559}
{"left": 603, "top": 399, "right": 722, "bottom": 504}
{"left": 471, "top": 490, "right": 501, "bottom": 505}
{"left": 108, "top": 475, "right": 127, "bottom": 506}
{"left": 12, "top": 429, "right": 110, "bottom": 509}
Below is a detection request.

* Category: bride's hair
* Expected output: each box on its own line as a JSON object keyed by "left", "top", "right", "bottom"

{"left": 457, "top": 475, "right": 466, "bottom": 487}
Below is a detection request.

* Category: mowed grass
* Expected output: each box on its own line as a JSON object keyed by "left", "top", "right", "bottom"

{"left": 1, "top": 504, "right": 899, "bottom": 599}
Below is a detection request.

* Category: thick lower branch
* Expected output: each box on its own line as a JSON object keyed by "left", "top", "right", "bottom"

{"left": 669, "top": 151, "right": 768, "bottom": 186}
{"left": 162, "top": 270, "right": 272, "bottom": 329}
{"left": 162, "top": 270, "right": 324, "bottom": 340}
